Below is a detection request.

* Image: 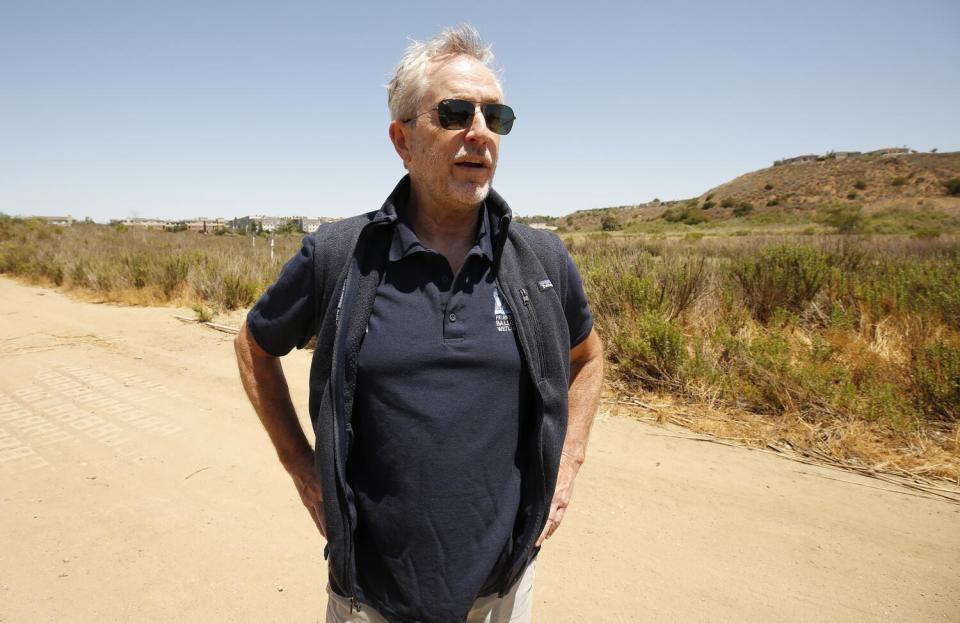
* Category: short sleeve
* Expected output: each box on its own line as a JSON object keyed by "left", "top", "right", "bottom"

{"left": 246, "top": 236, "right": 318, "bottom": 357}
{"left": 563, "top": 250, "right": 594, "bottom": 348}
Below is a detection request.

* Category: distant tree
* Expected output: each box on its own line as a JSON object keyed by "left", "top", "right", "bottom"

{"left": 819, "top": 204, "right": 864, "bottom": 234}
{"left": 944, "top": 178, "right": 960, "bottom": 196}
{"left": 275, "top": 219, "right": 301, "bottom": 235}
{"left": 600, "top": 215, "right": 622, "bottom": 231}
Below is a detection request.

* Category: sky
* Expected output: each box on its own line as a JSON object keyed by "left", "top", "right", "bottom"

{"left": 2, "top": 0, "right": 958, "bottom": 222}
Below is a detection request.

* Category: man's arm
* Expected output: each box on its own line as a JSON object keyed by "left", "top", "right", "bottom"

{"left": 234, "top": 322, "right": 326, "bottom": 537}
{"left": 536, "top": 327, "right": 604, "bottom": 546}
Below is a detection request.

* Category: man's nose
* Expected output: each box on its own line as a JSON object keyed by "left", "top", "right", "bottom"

{"left": 464, "top": 105, "right": 496, "bottom": 143}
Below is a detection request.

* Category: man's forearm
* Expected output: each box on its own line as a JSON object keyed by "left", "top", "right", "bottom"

{"left": 564, "top": 329, "right": 604, "bottom": 467}
{"left": 234, "top": 323, "right": 312, "bottom": 471}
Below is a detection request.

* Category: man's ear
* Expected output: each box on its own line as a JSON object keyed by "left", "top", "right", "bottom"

{"left": 389, "top": 120, "right": 412, "bottom": 165}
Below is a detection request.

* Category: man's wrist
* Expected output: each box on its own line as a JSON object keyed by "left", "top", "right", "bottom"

{"left": 560, "top": 449, "right": 584, "bottom": 469}
{"left": 279, "top": 444, "right": 315, "bottom": 476}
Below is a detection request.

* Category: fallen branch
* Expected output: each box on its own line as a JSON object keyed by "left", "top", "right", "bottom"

{"left": 173, "top": 315, "right": 240, "bottom": 335}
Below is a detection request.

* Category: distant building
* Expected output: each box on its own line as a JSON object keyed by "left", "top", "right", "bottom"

{"left": 832, "top": 151, "right": 862, "bottom": 160}
{"left": 186, "top": 217, "right": 228, "bottom": 233}
{"left": 36, "top": 215, "right": 74, "bottom": 227}
{"left": 232, "top": 214, "right": 340, "bottom": 234}
{"left": 113, "top": 218, "right": 168, "bottom": 230}
{"left": 774, "top": 154, "right": 819, "bottom": 166}
{"left": 867, "top": 147, "right": 910, "bottom": 157}
{"left": 302, "top": 217, "right": 327, "bottom": 233}
{"left": 231, "top": 215, "right": 263, "bottom": 233}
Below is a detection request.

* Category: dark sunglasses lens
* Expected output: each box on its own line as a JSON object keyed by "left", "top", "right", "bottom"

{"left": 437, "top": 99, "right": 475, "bottom": 130}
{"left": 483, "top": 103, "right": 515, "bottom": 135}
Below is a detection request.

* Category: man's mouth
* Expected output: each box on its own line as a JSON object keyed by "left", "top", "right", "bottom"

{"left": 454, "top": 160, "right": 488, "bottom": 169}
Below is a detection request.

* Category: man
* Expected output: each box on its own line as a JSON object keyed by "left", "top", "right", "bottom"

{"left": 235, "top": 24, "right": 603, "bottom": 623}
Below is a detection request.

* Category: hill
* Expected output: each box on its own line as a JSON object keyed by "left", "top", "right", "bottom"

{"left": 547, "top": 151, "right": 960, "bottom": 233}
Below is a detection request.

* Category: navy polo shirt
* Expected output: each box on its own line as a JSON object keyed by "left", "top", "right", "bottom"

{"left": 246, "top": 201, "right": 593, "bottom": 623}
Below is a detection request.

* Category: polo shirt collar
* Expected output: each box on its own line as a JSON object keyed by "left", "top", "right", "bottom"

{"left": 388, "top": 191, "right": 496, "bottom": 264}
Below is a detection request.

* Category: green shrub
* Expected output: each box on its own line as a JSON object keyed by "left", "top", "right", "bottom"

{"left": 944, "top": 178, "right": 960, "bottom": 196}
{"left": 600, "top": 215, "right": 622, "bottom": 231}
{"left": 818, "top": 204, "right": 864, "bottom": 234}
{"left": 732, "top": 202, "right": 754, "bottom": 217}
{"left": 912, "top": 226, "right": 942, "bottom": 239}
{"left": 732, "top": 245, "right": 829, "bottom": 323}
{"left": 766, "top": 198, "right": 780, "bottom": 206}
{"left": 160, "top": 255, "right": 191, "bottom": 298}
{"left": 611, "top": 312, "right": 686, "bottom": 388}
{"left": 702, "top": 201, "right": 716, "bottom": 210}
{"left": 764, "top": 183, "right": 774, "bottom": 191}
{"left": 911, "top": 340, "right": 960, "bottom": 421}
{"left": 662, "top": 206, "right": 706, "bottom": 225}
{"left": 720, "top": 197, "right": 735, "bottom": 208}
{"left": 891, "top": 177, "right": 907, "bottom": 187}
{"left": 846, "top": 192, "right": 858, "bottom": 200}
{"left": 853, "top": 180, "right": 867, "bottom": 190}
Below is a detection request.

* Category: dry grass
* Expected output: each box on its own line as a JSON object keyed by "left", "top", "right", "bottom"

{"left": 572, "top": 233, "right": 960, "bottom": 484}
{"left": 3, "top": 215, "right": 959, "bottom": 485}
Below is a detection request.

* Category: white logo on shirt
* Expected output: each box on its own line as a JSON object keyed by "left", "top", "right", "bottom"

{"left": 493, "top": 287, "right": 514, "bottom": 333}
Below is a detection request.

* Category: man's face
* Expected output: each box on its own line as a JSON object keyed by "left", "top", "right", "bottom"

{"left": 395, "top": 55, "right": 503, "bottom": 212}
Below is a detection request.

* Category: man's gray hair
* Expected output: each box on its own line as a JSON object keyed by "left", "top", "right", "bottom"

{"left": 387, "top": 24, "right": 500, "bottom": 122}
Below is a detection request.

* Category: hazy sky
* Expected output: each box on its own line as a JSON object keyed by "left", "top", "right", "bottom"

{"left": 2, "top": 0, "right": 958, "bottom": 222}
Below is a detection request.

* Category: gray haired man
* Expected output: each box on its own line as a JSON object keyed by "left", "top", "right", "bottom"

{"left": 235, "top": 24, "right": 604, "bottom": 623}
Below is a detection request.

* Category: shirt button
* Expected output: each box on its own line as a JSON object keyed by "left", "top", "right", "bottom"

{"left": 448, "top": 313, "right": 457, "bottom": 323}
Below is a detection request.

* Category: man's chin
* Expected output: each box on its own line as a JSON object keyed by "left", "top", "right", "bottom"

{"left": 449, "top": 179, "right": 491, "bottom": 206}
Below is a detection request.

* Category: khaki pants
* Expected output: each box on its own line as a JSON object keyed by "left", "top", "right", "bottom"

{"left": 325, "top": 560, "right": 537, "bottom": 623}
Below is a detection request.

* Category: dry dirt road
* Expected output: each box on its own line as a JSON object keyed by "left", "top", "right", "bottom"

{"left": 1, "top": 275, "right": 958, "bottom": 623}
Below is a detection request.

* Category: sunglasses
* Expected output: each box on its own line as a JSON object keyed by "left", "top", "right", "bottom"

{"left": 404, "top": 99, "right": 516, "bottom": 135}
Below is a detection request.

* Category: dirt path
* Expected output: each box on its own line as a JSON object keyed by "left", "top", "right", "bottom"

{"left": 1, "top": 276, "right": 958, "bottom": 622}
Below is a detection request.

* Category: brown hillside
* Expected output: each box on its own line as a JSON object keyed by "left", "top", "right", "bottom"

{"left": 551, "top": 152, "right": 960, "bottom": 232}
{"left": 699, "top": 152, "right": 960, "bottom": 215}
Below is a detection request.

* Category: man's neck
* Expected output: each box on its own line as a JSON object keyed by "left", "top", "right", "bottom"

{"left": 406, "top": 184, "right": 482, "bottom": 273}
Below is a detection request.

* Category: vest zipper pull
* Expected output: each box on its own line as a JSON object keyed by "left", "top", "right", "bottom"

{"left": 351, "top": 596, "right": 361, "bottom": 613}
{"left": 519, "top": 288, "right": 530, "bottom": 305}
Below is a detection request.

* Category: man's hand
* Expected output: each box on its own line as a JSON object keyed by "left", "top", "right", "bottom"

{"left": 536, "top": 328, "right": 603, "bottom": 548}
{"left": 536, "top": 451, "right": 580, "bottom": 546}
{"left": 235, "top": 323, "right": 328, "bottom": 539}
{"left": 286, "top": 453, "right": 327, "bottom": 538}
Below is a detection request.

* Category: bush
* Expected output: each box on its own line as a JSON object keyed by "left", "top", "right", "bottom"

{"left": 764, "top": 183, "right": 774, "bottom": 191}
{"left": 846, "top": 192, "right": 858, "bottom": 200}
{"left": 610, "top": 312, "right": 687, "bottom": 388}
{"left": 891, "top": 177, "right": 907, "bottom": 187}
{"left": 732, "top": 245, "right": 830, "bottom": 323}
{"left": 600, "top": 215, "right": 622, "bottom": 231}
{"left": 766, "top": 198, "right": 780, "bottom": 207}
{"left": 818, "top": 204, "right": 864, "bottom": 234}
{"left": 662, "top": 206, "right": 706, "bottom": 225}
{"left": 911, "top": 340, "right": 960, "bottom": 421}
{"left": 720, "top": 198, "right": 735, "bottom": 208}
{"left": 732, "top": 202, "right": 754, "bottom": 217}
{"left": 944, "top": 178, "right": 960, "bottom": 196}
{"left": 702, "top": 201, "right": 716, "bottom": 210}
{"left": 853, "top": 180, "right": 867, "bottom": 190}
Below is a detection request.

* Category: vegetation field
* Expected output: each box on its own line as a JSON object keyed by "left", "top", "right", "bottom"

{"left": 2, "top": 214, "right": 958, "bottom": 481}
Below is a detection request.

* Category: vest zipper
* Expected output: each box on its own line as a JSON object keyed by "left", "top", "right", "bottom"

{"left": 329, "top": 270, "right": 356, "bottom": 610}
{"left": 495, "top": 281, "right": 548, "bottom": 596}
{"left": 518, "top": 288, "right": 546, "bottom": 380}
{"left": 332, "top": 217, "right": 391, "bottom": 612}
